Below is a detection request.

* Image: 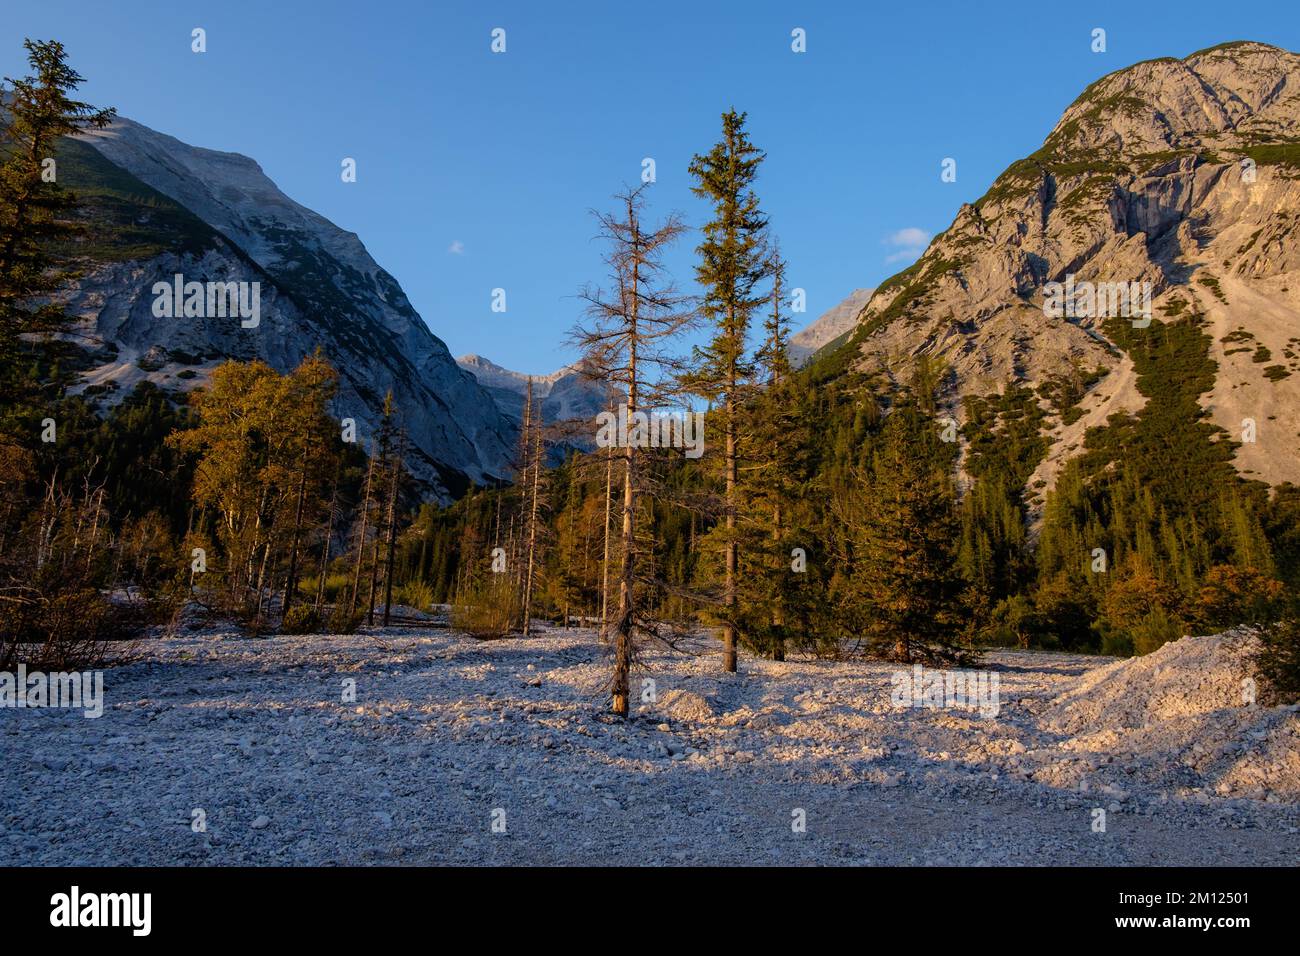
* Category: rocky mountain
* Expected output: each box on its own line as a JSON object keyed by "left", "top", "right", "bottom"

{"left": 823, "top": 41, "right": 1300, "bottom": 509}
{"left": 789, "top": 288, "right": 874, "bottom": 366}
{"left": 56, "top": 116, "right": 516, "bottom": 501}
{"left": 456, "top": 354, "right": 609, "bottom": 425}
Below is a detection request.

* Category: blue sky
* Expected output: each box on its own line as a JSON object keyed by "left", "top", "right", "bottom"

{"left": 4, "top": 0, "right": 1298, "bottom": 374}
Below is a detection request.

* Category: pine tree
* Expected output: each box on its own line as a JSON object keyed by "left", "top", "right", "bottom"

{"left": 843, "top": 396, "right": 966, "bottom": 663}
{"left": 380, "top": 430, "right": 405, "bottom": 626}
{"left": 687, "top": 109, "right": 770, "bottom": 672}
{"left": 520, "top": 377, "right": 546, "bottom": 635}
{"left": 735, "top": 246, "right": 812, "bottom": 660}
{"left": 0, "top": 40, "right": 114, "bottom": 400}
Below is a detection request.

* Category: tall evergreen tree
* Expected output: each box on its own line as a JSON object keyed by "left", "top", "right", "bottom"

{"left": 520, "top": 377, "right": 547, "bottom": 635}
{"left": 687, "top": 109, "right": 770, "bottom": 672}
{"left": 840, "top": 394, "right": 967, "bottom": 663}
{"left": 0, "top": 39, "right": 114, "bottom": 399}
{"left": 734, "top": 247, "right": 813, "bottom": 660}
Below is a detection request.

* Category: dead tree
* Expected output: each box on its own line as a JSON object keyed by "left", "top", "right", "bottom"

{"left": 380, "top": 433, "right": 405, "bottom": 626}
{"left": 569, "top": 183, "right": 695, "bottom": 717}
{"left": 348, "top": 439, "right": 377, "bottom": 618}
{"left": 521, "top": 380, "right": 544, "bottom": 636}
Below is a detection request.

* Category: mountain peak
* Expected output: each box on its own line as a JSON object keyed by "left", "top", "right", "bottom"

{"left": 64, "top": 115, "right": 518, "bottom": 500}
{"left": 456, "top": 354, "right": 575, "bottom": 390}
{"left": 832, "top": 39, "right": 1300, "bottom": 508}
{"left": 790, "top": 288, "right": 875, "bottom": 366}
{"left": 1044, "top": 42, "right": 1300, "bottom": 160}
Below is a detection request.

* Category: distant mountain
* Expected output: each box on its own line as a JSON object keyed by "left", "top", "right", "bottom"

{"left": 456, "top": 354, "right": 609, "bottom": 425}
{"left": 821, "top": 41, "right": 1300, "bottom": 508}
{"left": 789, "top": 288, "right": 874, "bottom": 366}
{"left": 57, "top": 116, "right": 517, "bottom": 501}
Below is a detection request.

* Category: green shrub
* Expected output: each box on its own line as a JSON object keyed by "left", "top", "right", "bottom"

{"left": 300, "top": 573, "right": 352, "bottom": 604}
{"left": 1255, "top": 615, "right": 1300, "bottom": 704}
{"left": 1100, "top": 629, "right": 1134, "bottom": 657}
{"left": 393, "top": 579, "right": 434, "bottom": 611}
{"left": 451, "top": 584, "right": 519, "bottom": 639}
{"left": 1130, "top": 606, "right": 1185, "bottom": 655}
{"left": 280, "top": 604, "right": 321, "bottom": 635}
{"left": 326, "top": 603, "right": 362, "bottom": 635}
{"left": 983, "top": 595, "right": 1040, "bottom": 648}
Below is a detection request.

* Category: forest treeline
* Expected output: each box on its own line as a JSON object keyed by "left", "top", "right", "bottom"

{"left": 2, "top": 40, "right": 1298, "bottom": 709}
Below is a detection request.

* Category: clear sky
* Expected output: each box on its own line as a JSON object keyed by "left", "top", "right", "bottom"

{"left": 3, "top": 0, "right": 1297, "bottom": 374}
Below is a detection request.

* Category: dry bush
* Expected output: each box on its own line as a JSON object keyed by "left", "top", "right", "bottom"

{"left": 393, "top": 579, "right": 434, "bottom": 611}
{"left": 0, "top": 587, "right": 151, "bottom": 670}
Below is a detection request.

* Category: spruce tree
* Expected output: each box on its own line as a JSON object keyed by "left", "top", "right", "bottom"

{"left": 687, "top": 109, "right": 770, "bottom": 672}
{"left": 520, "top": 377, "right": 546, "bottom": 635}
{"left": 848, "top": 395, "right": 966, "bottom": 663}
{"left": 735, "top": 247, "right": 813, "bottom": 660}
{"left": 0, "top": 39, "right": 114, "bottom": 399}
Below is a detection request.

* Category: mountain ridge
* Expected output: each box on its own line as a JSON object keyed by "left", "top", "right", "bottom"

{"left": 456, "top": 353, "right": 610, "bottom": 425}
{"left": 824, "top": 40, "right": 1300, "bottom": 511}
{"left": 59, "top": 116, "right": 518, "bottom": 500}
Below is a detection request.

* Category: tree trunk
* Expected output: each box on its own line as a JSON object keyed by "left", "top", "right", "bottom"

{"left": 348, "top": 443, "right": 376, "bottom": 618}
{"left": 381, "top": 454, "right": 401, "bottom": 626}
{"left": 612, "top": 237, "right": 640, "bottom": 718}
{"left": 84, "top": 488, "right": 103, "bottom": 575}
{"left": 522, "top": 379, "right": 542, "bottom": 636}
{"left": 315, "top": 477, "right": 338, "bottom": 611}
{"left": 599, "top": 431, "right": 614, "bottom": 642}
{"left": 771, "top": 499, "right": 785, "bottom": 661}
{"left": 895, "top": 635, "right": 910, "bottom": 663}
{"left": 253, "top": 542, "right": 273, "bottom": 618}
{"left": 366, "top": 534, "right": 381, "bottom": 625}
{"left": 283, "top": 457, "right": 309, "bottom": 618}
{"left": 723, "top": 360, "right": 738, "bottom": 672}
{"left": 613, "top": 433, "right": 635, "bottom": 717}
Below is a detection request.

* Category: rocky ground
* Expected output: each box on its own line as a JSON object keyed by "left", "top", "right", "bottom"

{"left": 3, "top": 622, "right": 1298, "bottom": 866}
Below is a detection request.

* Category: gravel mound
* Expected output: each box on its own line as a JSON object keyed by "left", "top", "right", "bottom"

{"left": 656, "top": 689, "right": 717, "bottom": 722}
{"left": 1041, "top": 631, "right": 1300, "bottom": 802}
{"left": 1043, "top": 631, "right": 1258, "bottom": 731}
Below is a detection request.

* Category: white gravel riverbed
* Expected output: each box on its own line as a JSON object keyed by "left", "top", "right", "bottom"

{"left": 2, "top": 623, "right": 1297, "bottom": 866}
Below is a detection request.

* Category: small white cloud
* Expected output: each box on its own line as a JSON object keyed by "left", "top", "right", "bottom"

{"left": 887, "top": 227, "right": 930, "bottom": 247}
{"left": 448, "top": 240, "right": 465, "bottom": 255}
{"left": 882, "top": 227, "right": 930, "bottom": 263}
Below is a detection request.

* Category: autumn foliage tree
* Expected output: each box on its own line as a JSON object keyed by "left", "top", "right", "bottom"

{"left": 169, "top": 356, "right": 339, "bottom": 622}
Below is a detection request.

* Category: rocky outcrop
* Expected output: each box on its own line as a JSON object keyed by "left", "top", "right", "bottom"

{"left": 833, "top": 42, "right": 1300, "bottom": 496}
{"left": 789, "top": 288, "right": 874, "bottom": 366}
